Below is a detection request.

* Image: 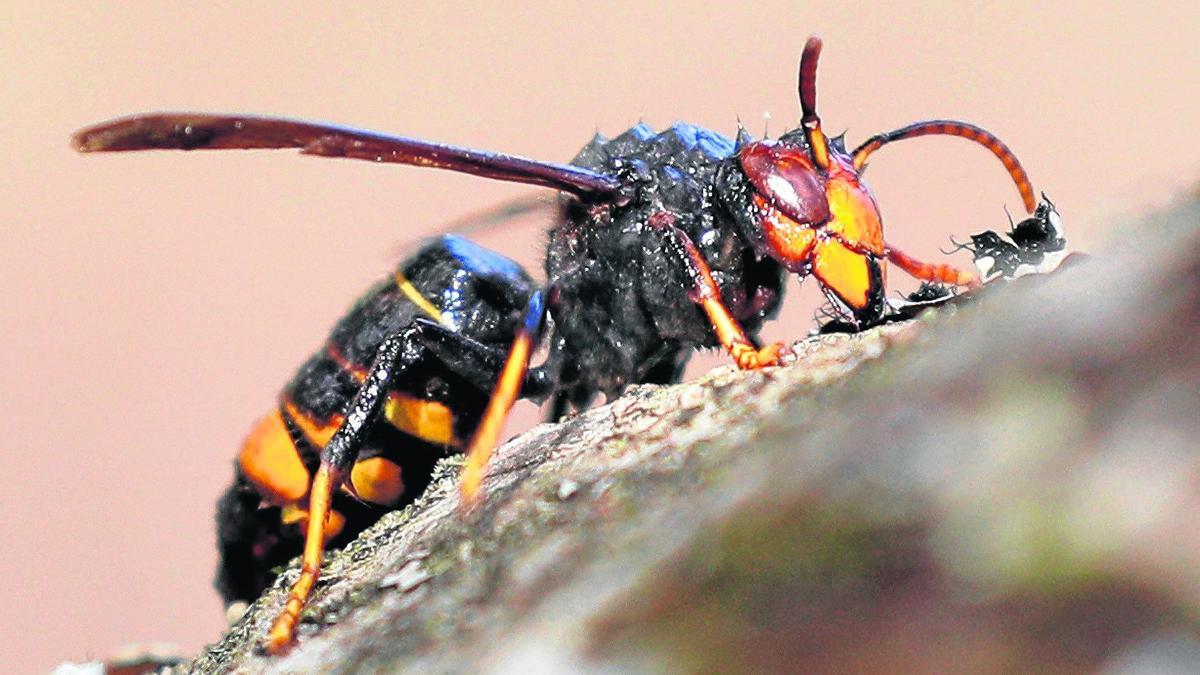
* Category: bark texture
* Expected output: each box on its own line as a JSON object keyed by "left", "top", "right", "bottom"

{"left": 179, "top": 198, "right": 1200, "bottom": 674}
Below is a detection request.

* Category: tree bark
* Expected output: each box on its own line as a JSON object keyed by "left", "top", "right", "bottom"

{"left": 180, "top": 198, "right": 1200, "bottom": 674}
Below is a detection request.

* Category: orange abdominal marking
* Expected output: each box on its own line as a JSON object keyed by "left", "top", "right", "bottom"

{"left": 326, "top": 343, "right": 458, "bottom": 445}
{"left": 238, "top": 409, "right": 310, "bottom": 504}
{"left": 350, "top": 456, "right": 406, "bottom": 506}
{"left": 283, "top": 399, "right": 342, "bottom": 448}
{"left": 280, "top": 503, "right": 346, "bottom": 541}
{"left": 384, "top": 392, "right": 457, "bottom": 446}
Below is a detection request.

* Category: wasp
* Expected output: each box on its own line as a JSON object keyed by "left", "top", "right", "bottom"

{"left": 210, "top": 236, "right": 543, "bottom": 605}
{"left": 73, "top": 36, "right": 1040, "bottom": 653}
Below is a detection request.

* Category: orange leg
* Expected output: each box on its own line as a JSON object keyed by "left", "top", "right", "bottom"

{"left": 653, "top": 214, "right": 783, "bottom": 370}
{"left": 886, "top": 245, "right": 980, "bottom": 289}
{"left": 701, "top": 298, "right": 785, "bottom": 370}
{"left": 265, "top": 463, "right": 338, "bottom": 653}
{"left": 263, "top": 327, "right": 418, "bottom": 653}
{"left": 459, "top": 291, "right": 544, "bottom": 508}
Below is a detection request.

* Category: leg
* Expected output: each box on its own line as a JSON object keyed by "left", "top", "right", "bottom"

{"left": 652, "top": 213, "right": 783, "bottom": 369}
{"left": 546, "top": 345, "right": 678, "bottom": 422}
{"left": 264, "top": 327, "right": 419, "bottom": 653}
{"left": 639, "top": 350, "right": 690, "bottom": 386}
{"left": 459, "top": 291, "right": 545, "bottom": 507}
{"left": 547, "top": 392, "right": 572, "bottom": 423}
{"left": 885, "top": 245, "right": 980, "bottom": 289}
{"left": 414, "top": 317, "right": 555, "bottom": 401}
{"left": 264, "top": 306, "right": 555, "bottom": 651}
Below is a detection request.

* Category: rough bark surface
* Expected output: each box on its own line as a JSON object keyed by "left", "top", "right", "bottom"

{"left": 176, "top": 199, "right": 1199, "bottom": 674}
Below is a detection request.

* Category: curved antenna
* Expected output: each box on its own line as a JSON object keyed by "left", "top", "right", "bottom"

{"left": 73, "top": 113, "right": 621, "bottom": 199}
{"left": 851, "top": 120, "right": 1036, "bottom": 213}
{"left": 798, "top": 36, "right": 830, "bottom": 170}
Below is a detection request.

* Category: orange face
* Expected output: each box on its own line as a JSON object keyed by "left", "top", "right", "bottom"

{"left": 727, "top": 35, "right": 1035, "bottom": 323}
{"left": 739, "top": 140, "right": 886, "bottom": 318}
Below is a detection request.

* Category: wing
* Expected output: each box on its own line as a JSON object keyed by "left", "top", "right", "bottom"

{"left": 432, "top": 193, "right": 556, "bottom": 235}
{"left": 387, "top": 193, "right": 560, "bottom": 271}
{"left": 72, "top": 113, "right": 621, "bottom": 199}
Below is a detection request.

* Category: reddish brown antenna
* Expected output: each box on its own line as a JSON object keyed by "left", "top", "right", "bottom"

{"left": 851, "top": 120, "right": 1036, "bottom": 213}
{"left": 798, "top": 36, "right": 830, "bottom": 170}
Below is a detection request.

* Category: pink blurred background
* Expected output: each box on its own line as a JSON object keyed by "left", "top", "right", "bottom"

{"left": 2, "top": 3, "right": 1196, "bottom": 672}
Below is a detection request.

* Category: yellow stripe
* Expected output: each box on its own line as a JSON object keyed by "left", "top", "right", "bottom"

{"left": 394, "top": 271, "right": 451, "bottom": 327}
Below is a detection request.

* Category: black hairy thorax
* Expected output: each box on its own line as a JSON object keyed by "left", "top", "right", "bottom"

{"left": 544, "top": 123, "right": 787, "bottom": 405}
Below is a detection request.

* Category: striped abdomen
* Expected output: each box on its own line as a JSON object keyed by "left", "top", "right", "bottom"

{"left": 217, "top": 235, "right": 536, "bottom": 602}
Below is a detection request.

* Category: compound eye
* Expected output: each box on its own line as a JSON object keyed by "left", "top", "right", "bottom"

{"left": 739, "top": 141, "right": 830, "bottom": 226}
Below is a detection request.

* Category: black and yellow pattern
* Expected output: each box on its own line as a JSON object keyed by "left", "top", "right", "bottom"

{"left": 216, "top": 235, "right": 538, "bottom": 603}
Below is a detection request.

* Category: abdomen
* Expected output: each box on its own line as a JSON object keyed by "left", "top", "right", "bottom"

{"left": 217, "top": 235, "right": 535, "bottom": 602}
